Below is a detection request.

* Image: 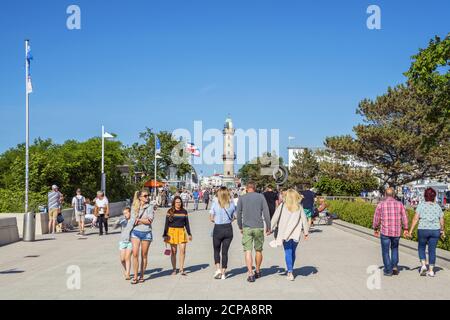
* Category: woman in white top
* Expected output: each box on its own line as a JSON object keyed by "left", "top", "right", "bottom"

{"left": 270, "top": 189, "right": 309, "bottom": 281}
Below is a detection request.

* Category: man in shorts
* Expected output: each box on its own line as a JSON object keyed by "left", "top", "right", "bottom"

{"left": 47, "top": 185, "right": 62, "bottom": 234}
{"left": 236, "top": 181, "right": 271, "bottom": 283}
{"left": 301, "top": 187, "right": 316, "bottom": 228}
{"left": 72, "top": 188, "right": 86, "bottom": 235}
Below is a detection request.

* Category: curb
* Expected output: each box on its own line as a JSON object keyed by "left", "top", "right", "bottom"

{"left": 331, "top": 219, "right": 450, "bottom": 270}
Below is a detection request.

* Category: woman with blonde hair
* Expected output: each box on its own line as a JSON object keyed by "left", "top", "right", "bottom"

{"left": 270, "top": 189, "right": 309, "bottom": 281}
{"left": 130, "top": 189, "right": 154, "bottom": 284}
{"left": 209, "top": 186, "right": 236, "bottom": 279}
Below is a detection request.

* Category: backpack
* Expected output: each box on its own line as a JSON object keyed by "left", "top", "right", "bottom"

{"left": 74, "top": 196, "right": 85, "bottom": 211}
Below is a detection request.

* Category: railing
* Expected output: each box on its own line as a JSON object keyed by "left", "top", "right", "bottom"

{"left": 324, "top": 196, "right": 380, "bottom": 204}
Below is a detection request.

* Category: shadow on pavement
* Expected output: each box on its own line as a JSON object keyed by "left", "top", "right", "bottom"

{"left": 227, "top": 265, "right": 286, "bottom": 279}
{"left": 260, "top": 265, "right": 285, "bottom": 277}
{"left": 294, "top": 266, "right": 318, "bottom": 277}
{"left": 0, "top": 268, "right": 25, "bottom": 274}
{"left": 34, "top": 238, "right": 56, "bottom": 242}
{"left": 184, "top": 264, "right": 209, "bottom": 274}
{"left": 226, "top": 267, "right": 248, "bottom": 279}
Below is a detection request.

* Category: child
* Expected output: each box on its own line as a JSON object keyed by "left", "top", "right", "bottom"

{"left": 115, "top": 207, "right": 134, "bottom": 280}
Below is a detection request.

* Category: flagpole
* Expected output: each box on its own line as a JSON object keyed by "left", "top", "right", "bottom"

{"left": 24, "top": 39, "right": 30, "bottom": 213}
{"left": 101, "top": 125, "right": 105, "bottom": 193}
{"left": 154, "top": 135, "right": 157, "bottom": 201}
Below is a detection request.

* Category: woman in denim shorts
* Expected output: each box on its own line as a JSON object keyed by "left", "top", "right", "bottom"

{"left": 130, "top": 189, "right": 155, "bottom": 284}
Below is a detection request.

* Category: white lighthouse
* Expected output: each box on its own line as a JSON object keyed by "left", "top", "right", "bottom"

{"left": 222, "top": 116, "right": 236, "bottom": 187}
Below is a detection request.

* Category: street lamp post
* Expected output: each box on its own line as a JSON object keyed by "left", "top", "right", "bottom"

{"left": 101, "top": 125, "right": 114, "bottom": 194}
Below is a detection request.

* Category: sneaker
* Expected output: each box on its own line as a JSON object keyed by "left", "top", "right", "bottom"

{"left": 426, "top": 270, "right": 435, "bottom": 277}
{"left": 383, "top": 272, "right": 393, "bottom": 277}
{"left": 213, "top": 270, "right": 222, "bottom": 280}
{"left": 254, "top": 271, "right": 262, "bottom": 279}
{"left": 392, "top": 269, "right": 399, "bottom": 276}
{"left": 419, "top": 265, "right": 427, "bottom": 276}
{"left": 221, "top": 273, "right": 226, "bottom": 280}
{"left": 287, "top": 273, "right": 294, "bottom": 281}
{"left": 247, "top": 275, "right": 255, "bottom": 283}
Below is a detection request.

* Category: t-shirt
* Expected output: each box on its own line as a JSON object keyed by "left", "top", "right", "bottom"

{"left": 210, "top": 201, "right": 236, "bottom": 224}
{"left": 416, "top": 202, "right": 443, "bottom": 230}
{"left": 193, "top": 191, "right": 199, "bottom": 200}
{"left": 48, "top": 191, "right": 61, "bottom": 209}
{"left": 163, "top": 209, "right": 191, "bottom": 236}
{"left": 301, "top": 190, "right": 316, "bottom": 210}
{"left": 95, "top": 197, "right": 109, "bottom": 215}
{"left": 263, "top": 191, "right": 278, "bottom": 217}
{"left": 72, "top": 195, "right": 85, "bottom": 212}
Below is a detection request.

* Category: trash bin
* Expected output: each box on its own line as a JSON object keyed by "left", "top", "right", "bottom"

{"left": 23, "top": 212, "right": 36, "bottom": 242}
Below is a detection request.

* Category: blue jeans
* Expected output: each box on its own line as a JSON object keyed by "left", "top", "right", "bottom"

{"left": 194, "top": 199, "right": 199, "bottom": 210}
{"left": 418, "top": 229, "right": 440, "bottom": 265}
{"left": 380, "top": 235, "right": 400, "bottom": 274}
{"left": 283, "top": 240, "right": 299, "bottom": 273}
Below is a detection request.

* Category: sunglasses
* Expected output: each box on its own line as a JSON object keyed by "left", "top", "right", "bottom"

{"left": 141, "top": 194, "right": 149, "bottom": 198}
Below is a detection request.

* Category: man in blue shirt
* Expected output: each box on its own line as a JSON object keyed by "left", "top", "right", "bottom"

{"left": 193, "top": 189, "right": 200, "bottom": 211}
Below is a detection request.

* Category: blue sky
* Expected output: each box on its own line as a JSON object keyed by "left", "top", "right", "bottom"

{"left": 0, "top": 0, "right": 449, "bottom": 175}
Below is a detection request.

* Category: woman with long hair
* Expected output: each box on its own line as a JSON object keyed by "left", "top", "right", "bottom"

{"left": 163, "top": 195, "right": 192, "bottom": 275}
{"left": 130, "top": 189, "right": 154, "bottom": 284}
{"left": 270, "top": 189, "right": 309, "bottom": 281}
{"left": 209, "top": 186, "right": 236, "bottom": 279}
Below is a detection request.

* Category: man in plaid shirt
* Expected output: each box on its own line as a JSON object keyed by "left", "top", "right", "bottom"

{"left": 373, "top": 187, "right": 409, "bottom": 276}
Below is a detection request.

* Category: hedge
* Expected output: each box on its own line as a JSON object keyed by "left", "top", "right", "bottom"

{"left": 0, "top": 188, "right": 47, "bottom": 213}
{"left": 328, "top": 200, "right": 450, "bottom": 251}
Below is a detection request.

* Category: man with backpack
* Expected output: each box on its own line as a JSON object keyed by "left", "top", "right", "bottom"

{"left": 72, "top": 188, "right": 87, "bottom": 236}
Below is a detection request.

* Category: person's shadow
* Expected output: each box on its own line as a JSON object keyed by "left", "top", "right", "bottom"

{"left": 227, "top": 265, "right": 286, "bottom": 278}
{"left": 294, "top": 266, "right": 318, "bottom": 277}
{"left": 148, "top": 264, "right": 209, "bottom": 280}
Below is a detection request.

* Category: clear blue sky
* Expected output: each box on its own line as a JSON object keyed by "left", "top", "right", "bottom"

{"left": 0, "top": 0, "right": 449, "bottom": 175}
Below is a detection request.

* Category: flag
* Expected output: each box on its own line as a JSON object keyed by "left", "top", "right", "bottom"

{"left": 186, "top": 142, "right": 200, "bottom": 157}
{"left": 103, "top": 131, "right": 114, "bottom": 139}
{"left": 26, "top": 41, "right": 33, "bottom": 94}
{"left": 155, "top": 137, "right": 161, "bottom": 154}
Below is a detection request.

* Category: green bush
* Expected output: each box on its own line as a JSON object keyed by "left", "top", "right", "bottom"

{"left": 328, "top": 200, "right": 450, "bottom": 251}
{"left": 0, "top": 188, "right": 47, "bottom": 213}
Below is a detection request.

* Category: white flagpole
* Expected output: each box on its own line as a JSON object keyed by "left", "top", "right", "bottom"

{"left": 154, "top": 135, "right": 157, "bottom": 201}
{"left": 101, "top": 125, "right": 107, "bottom": 193}
{"left": 25, "top": 40, "right": 30, "bottom": 213}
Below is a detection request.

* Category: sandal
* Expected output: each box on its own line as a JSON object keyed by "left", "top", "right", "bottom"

{"left": 139, "top": 277, "right": 145, "bottom": 283}
{"left": 171, "top": 269, "right": 178, "bottom": 276}
{"left": 131, "top": 278, "right": 138, "bottom": 285}
{"left": 180, "top": 270, "right": 187, "bottom": 276}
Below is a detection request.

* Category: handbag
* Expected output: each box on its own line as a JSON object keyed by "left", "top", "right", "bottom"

{"left": 164, "top": 243, "right": 171, "bottom": 256}
{"left": 273, "top": 203, "right": 285, "bottom": 239}
{"left": 57, "top": 213, "right": 64, "bottom": 224}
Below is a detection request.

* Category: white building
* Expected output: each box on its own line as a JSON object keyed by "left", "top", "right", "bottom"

{"left": 201, "top": 174, "right": 224, "bottom": 188}
{"left": 287, "top": 146, "right": 372, "bottom": 169}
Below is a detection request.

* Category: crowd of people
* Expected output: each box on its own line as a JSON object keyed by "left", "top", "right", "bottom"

{"left": 47, "top": 181, "right": 446, "bottom": 284}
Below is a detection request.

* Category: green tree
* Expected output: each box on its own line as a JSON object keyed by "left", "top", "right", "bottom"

{"left": 405, "top": 33, "right": 450, "bottom": 148}
{"left": 287, "top": 148, "right": 319, "bottom": 190}
{"left": 0, "top": 137, "right": 133, "bottom": 212}
{"left": 326, "top": 84, "right": 450, "bottom": 188}
{"left": 127, "top": 128, "right": 192, "bottom": 186}
{"left": 238, "top": 152, "right": 284, "bottom": 190}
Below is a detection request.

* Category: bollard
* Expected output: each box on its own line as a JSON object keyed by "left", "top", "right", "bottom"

{"left": 23, "top": 212, "right": 36, "bottom": 242}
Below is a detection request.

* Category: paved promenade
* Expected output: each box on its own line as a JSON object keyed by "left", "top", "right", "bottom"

{"left": 0, "top": 204, "right": 449, "bottom": 300}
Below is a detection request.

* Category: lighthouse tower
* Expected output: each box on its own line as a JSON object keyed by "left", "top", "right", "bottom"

{"left": 222, "top": 116, "right": 236, "bottom": 187}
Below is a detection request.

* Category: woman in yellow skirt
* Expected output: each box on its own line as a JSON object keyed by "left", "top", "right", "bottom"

{"left": 163, "top": 195, "right": 192, "bottom": 275}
